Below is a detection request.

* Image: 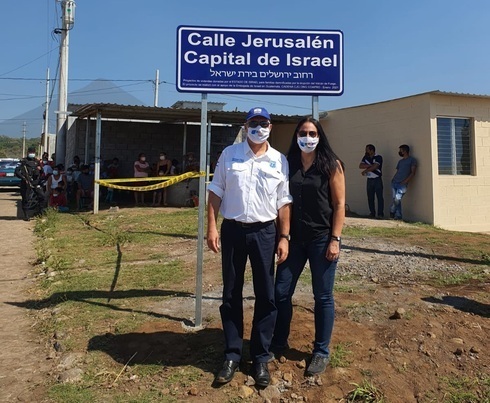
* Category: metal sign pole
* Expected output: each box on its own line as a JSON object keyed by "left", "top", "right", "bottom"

{"left": 93, "top": 111, "right": 101, "bottom": 214}
{"left": 194, "top": 93, "right": 207, "bottom": 327}
{"left": 312, "top": 96, "right": 319, "bottom": 120}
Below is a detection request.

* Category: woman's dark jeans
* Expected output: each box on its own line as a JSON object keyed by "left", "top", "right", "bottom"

{"left": 273, "top": 235, "right": 337, "bottom": 357}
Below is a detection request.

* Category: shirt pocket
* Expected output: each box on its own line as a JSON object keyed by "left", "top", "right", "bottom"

{"left": 259, "top": 166, "right": 283, "bottom": 196}
{"left": 225, "top": 162, "right": 248, "bottom": 189}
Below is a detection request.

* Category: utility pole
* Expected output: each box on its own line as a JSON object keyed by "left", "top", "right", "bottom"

{"left": 154, "top": 69, "right": 160, "bottom": 107}
{"left": 55, "top": 0, "right": 75, "bottom": 165}
{"left": 43, "top": 68, "right": 50, "bottom": 155}
{"left": 22, "top": 121, "right": 27, "bottom": 157}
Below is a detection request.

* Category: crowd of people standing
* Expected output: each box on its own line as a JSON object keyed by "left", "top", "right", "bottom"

{"left": 15, "top": 150, "right": 193, "bottom": 213}
{"left": 132, "top": 151, "right": 188, "bottom": 207}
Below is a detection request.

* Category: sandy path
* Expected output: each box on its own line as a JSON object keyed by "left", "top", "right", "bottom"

{"left": 0, "top": 189, "right": 50, "bottom": 402}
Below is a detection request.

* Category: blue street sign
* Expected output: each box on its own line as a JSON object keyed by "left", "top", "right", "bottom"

{"left": 177, "top": 26, "right": 343, "bottom": 96}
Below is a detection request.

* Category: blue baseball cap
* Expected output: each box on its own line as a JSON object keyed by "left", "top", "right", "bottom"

{"left": 246, "top": 107, "right": 271, "bottom": 121}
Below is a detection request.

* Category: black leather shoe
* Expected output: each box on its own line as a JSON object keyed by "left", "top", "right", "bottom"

{"left": 215, "top": 360, "right": 239, "bottom": 384}
{"left": 253, "top": 362, "right": 270, "bottom": 387}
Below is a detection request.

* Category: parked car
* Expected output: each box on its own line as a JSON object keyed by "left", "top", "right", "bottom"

{"left": 0, "top": 158, "right": 21, "bottom": 187}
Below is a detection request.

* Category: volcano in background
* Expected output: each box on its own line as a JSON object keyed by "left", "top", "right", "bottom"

{"left": 0, "top": 80, "right": 147, "bottom": 138}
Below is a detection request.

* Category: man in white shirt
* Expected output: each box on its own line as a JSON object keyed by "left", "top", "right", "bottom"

{"left": 207, "top": 107, "right": 292, "bottom": 387}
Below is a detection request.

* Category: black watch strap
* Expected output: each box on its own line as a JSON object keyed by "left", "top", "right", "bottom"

{"left": 330, "top": 235, "right": 341, "bottom": 242}
{"left": 280, "top": 234, "right": 291, "bottom": 241}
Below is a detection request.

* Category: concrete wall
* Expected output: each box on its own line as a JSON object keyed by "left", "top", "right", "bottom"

{"left": 430, "top": 94, "right": 490, "bottom": 232}
{"left": 325, "top": 94, "right": 433, "bottom": 224}
{"left": 269, "top": 123, "right": 298, "bottom": 155}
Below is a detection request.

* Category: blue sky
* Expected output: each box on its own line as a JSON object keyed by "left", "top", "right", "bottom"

{"left": 1, "top": 0, "right": 489, "bottom": 134}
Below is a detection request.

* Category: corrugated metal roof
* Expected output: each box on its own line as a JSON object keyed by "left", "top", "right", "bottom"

{"left": 171, "top": 100, "right": 226, "bottom": 110}
{"left": 429, "top": 90, "right": 490, "bottom": 99}
{"left": 69, "top": 103, "right": 305, "bottom": 124}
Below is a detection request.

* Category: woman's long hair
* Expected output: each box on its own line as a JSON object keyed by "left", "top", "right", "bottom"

{"left": 287, "top": 117, "right": 344, "bottom": 176}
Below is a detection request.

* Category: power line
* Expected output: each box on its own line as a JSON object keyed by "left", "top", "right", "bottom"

{"left": 0, "top": 78, "right": 151, "bottom": 100}
{"left": 1, "top": 77, "right": 312, "bottom": 112}
{"left": 0, "top": 49, "right": 58, "bottom": 78}
{"left": 0, "top": 95, "right": 46, "bottom": 101}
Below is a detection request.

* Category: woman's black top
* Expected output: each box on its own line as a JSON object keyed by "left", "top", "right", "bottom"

{"left": 289, "top": 160, "right": 333, "bottom": 243}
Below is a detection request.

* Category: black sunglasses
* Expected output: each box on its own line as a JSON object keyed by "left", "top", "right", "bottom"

{"left": 248, "top": 121, "right": 270, "bottom": 128}
{"left": 298, "top": 130, "right": 318, "bottom": 138}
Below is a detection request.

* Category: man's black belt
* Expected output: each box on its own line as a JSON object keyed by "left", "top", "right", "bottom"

{"left": 224, "top": 218, "right": 274, "bottom": 228}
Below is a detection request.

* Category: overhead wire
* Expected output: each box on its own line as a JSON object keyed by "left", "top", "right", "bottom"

{"left": 0, "top": 74, "right": 312, "bottom": 113}
{"left": 0, "top": 49, "right": 58, "bottom": 78}
{"left": 0, "top": 79, "right": 152, "bottom": 102}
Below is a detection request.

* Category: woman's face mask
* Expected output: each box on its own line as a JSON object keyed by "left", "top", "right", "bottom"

{"left": 297, "top": 136, "right": 319, "bottom": 153}
{"left": 247, "top": 126, "right": 270, "bottom": 144}
{"left": 160, "top": 156, "right": 166, "bottom": 161}
{"left": 52, "top": 170, "right": 59, "bottom": 175}
{"left": 140, "top": 157, "right": 146, "bottom": 162}
{"left": 28, "top": 153, "right": 36, "bottom": 159}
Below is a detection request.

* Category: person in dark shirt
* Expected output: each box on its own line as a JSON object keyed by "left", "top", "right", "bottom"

{"left": 210, "top": 150, "right": 222, "bottom": 173}
{"left": 76, "top": 164, "right": 94, "bottom": 209}
{"left": 359, "top": 144, "right": 384, "bottom": 219}
{"left": 15, "top": 146, "right": 44, "bottom": 220}
{"left": 272, "top": 117, "right": 345, "bottom": 377}
{"left": 104, "top": 157, "right": 119, "bottom": 203}
{"left": 184, "top": 152, "right": 199, "bottom": 172}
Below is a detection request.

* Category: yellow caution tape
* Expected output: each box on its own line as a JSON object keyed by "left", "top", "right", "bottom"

{"left": 96, "top": 171, "right": 207, "bottom": 192}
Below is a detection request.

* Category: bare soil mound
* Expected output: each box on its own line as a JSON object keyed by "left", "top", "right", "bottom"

{"left": 96, "top": 216, "right": 490, "bottom": 402}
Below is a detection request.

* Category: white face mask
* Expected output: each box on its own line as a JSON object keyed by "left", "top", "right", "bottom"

{"left": 28, "top": 153, "right": 36, "bottom": 158}
{"left": 52, "top": 170, "right": 59, "bottom": 175}
{"left": 247, "top": 126, "right": 270, "bottom": 144}
{"left": 160, "top": 156, "right": 166, "bottom": 161}
{"left": 297, "top": 136, "right": 319, "bottom": 153}
{"left": 140, "top": 157, "right": 146, "bottom": 162}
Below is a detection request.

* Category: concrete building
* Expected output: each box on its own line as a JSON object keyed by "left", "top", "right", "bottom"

{"left": 322, "top": 91, "right": 490, "bottom": 233}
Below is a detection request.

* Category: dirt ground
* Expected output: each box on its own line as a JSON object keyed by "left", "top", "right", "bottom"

{"left": 0, "top": 189, "right": 51, "bottom": 402}
{"left": 118, "top": 217, "right": 489, "bottom": 403}
{"left": 0, "top": 189, "right": 489, "bottom": 402}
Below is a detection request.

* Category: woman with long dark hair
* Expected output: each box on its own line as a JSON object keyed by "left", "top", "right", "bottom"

{"left": 272, "top": 117, "right": 345, "bottom": 376}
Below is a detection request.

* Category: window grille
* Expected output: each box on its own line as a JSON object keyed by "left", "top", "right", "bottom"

{"left": 437, "top": 117, "right": 472, "bottom": 175}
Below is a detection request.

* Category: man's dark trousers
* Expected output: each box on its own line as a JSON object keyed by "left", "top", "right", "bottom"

{"left": 219, "top": 219, "right": 277, "bottom": 364}
{"left": 367, "top": 177, "right": 384, "bottom": 217}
